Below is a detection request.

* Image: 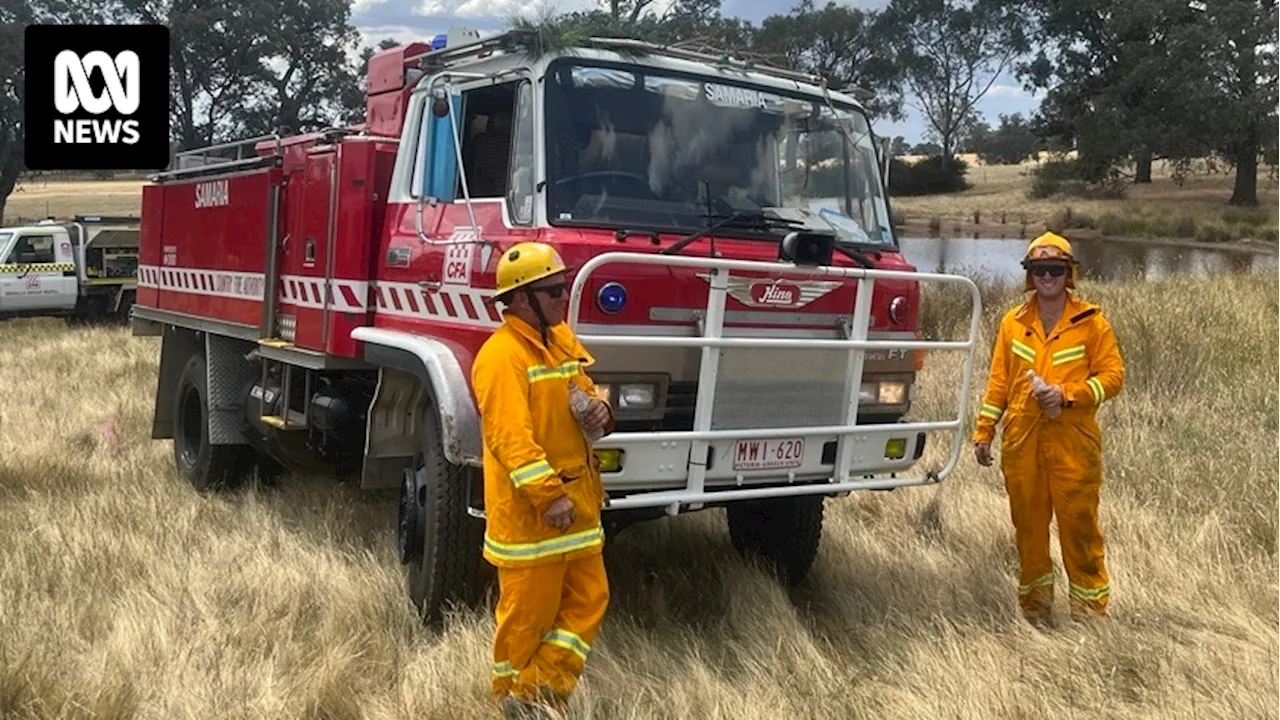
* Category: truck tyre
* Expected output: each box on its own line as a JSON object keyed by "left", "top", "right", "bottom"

{"left": 398, "top": 401, "right": 490, "bottom": 626}
{"left": 115, "top": 291, "right": 135, "bottom": 323}
{"left": 726, "top": 496, "right": 825, "bottom": 586}
{"left": 172, "top": 353, "right": 251, "bottom": 491}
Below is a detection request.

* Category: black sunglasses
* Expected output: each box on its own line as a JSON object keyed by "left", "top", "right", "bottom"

{"left": 530, "top": 283, "right": 568, "bottom": 299}
{"left": 1028, "top": 263, "right": 1068, "bottom": 278}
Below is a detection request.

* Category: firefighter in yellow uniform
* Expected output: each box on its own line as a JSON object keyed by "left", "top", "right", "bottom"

{"left": 973, "top": 232, "right": 1125, "bottom": 627}
{"left": 470, "top": 242, "right": 615, "bottom": 718}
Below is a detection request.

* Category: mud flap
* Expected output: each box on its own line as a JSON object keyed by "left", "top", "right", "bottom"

{"left": 151, "top": 326, "right": 201, "bottom": 440}
{"left": 205, "top": 334, "right": 257, "bottom": 445}
{"left": 361, "top": 367, "right": 427, "bottom": 490}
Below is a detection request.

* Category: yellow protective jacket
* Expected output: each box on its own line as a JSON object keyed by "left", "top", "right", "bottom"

{"left": 470, "top": 313, "right": 614, "bottom": 569}
{"left": 973, "top": 292, "right": 1125, "bottom": 446}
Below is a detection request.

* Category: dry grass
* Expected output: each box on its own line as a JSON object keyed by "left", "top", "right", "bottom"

{"left": 1, "top": 268, "right": 1276, "bottom": 718}
{"left": 3, "top": 179, "right": 148, "bottom": 223}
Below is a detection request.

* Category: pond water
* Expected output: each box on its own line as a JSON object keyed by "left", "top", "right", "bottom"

{"left": 897, "top": 235, "right": 1278, "bottom": 284}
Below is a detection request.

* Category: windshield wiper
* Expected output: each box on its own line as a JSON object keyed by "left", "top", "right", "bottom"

{"left": 833, "top": 243, "right": 875, "bottom": 269}
{"left": 659, "top": 210, "right": 753, "bottom": 256}
{"left": 661, "top": 209, "right": 875, "bottom": 269}
{"left": 659, "top": 185, "right": 878, "bottom": 269}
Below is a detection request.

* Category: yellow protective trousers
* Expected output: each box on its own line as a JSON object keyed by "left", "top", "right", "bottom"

{"left": 974, "top": 292, "right": 1125, "bottom": 622}
{"left": 491, "top": 552, "right": 609, "bottom": 706}
{"left": 1001, "top": 417, "right": 1110, "bottom": 621}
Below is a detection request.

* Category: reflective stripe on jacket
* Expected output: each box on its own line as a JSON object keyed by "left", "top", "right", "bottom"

{"left": 973, "top": 292, "right": 1125, "bottom": 445}
{"left": 471, "top": 313, "right": 613, "bottom": 568}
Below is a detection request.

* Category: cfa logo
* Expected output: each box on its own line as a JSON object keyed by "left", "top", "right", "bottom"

{"left": 23, "top": 24, "right": 169, "bottom": 171}
{"left": 53, "top": 50, "right": 142, "bottom": 145}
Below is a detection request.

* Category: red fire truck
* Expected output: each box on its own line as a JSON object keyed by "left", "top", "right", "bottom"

{"left": 131, "top": 29, "right": 982, "bottom": 624}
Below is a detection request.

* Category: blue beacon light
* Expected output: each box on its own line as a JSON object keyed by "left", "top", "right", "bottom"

{"left": 596, "top": 282, "right": 627, "bottom": 314}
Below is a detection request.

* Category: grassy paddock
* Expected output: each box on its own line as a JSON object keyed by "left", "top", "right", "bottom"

{"left": 0, "top": 270, "right": 1277, "bottom": 718}
{"left": 889, "top": 157, "right": 1279, "bottom": 243}
{"left": 3, "top": 179, "right": 148, "bottom": 223}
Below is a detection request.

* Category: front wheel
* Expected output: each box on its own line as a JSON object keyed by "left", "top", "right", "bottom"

{"left": 726, "top": 495, "right": 825, "bottom": 586}
{"left": 398, "top": 401, "right": 491, "bottom": 625}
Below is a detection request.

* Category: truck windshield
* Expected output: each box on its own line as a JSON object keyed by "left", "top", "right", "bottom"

{"left": 544, "top": 60, "right": 895, "bottom": 248}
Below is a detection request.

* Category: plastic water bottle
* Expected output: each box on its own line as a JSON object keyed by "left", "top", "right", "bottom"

{"left": 569, "top": 382, "right": 604, "bottom": 443}
{"left": 1027, "top": 370, "right": 1061, "bottom": 418}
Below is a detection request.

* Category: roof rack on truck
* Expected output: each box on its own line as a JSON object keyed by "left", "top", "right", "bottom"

{"left": 154, "top": 133, "right": 286, "bottom": 182}
{"left": 396, "top": 28, "right": 875, "bottom": 101}
{"left": 580, "top": 36, "right": 876, "bottom": 101}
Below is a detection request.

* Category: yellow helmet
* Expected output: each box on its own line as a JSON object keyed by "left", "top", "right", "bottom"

{"left": 1022, "top": 231, "right": 1077, "bottom": 290}
{"left": 495, "top": 241, "right": 567, "bottom": 297}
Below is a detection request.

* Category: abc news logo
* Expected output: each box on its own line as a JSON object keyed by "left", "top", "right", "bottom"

{"left": 54, "top": 49, "right": 142, "bottom": 144}
{"left": 25, "top": 24, "right": 169, "bottom": 171}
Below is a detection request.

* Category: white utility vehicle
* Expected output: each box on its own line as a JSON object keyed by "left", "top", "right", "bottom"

{"left": 0, "top": 215, "right": 140, "bottom": 324}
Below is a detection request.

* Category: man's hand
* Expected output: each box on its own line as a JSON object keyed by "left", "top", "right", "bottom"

{"left": 1035, "top": 384, "right": 1064, "bottom": 411}
{"left": 543, "top": 495, "right": 576, "bottom": 532}
{"left": 974, "top": 442, "right": 993, "bottom": 467}
{"left": 582, "top": 399, "right": 611, "bottom": 434}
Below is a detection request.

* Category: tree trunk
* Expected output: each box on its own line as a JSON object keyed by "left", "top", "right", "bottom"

{"left": 1229, "top": 137, "right": 1258, "bottom": 206}
{"left": 0, "top": 149, "right": 22, "bottom": 225}
{"left": 1135, "top": 150, "right": 1152, "bottom": 183}
{"left": 1227, "top": 22, "right": 1260, "bottom": 207}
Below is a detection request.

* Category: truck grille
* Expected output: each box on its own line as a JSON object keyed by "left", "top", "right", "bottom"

{"left": 613, "top": 348, "right": 851, "bottom": 433}
{"left": 709, "top": 347, "right": 848, "bottom": 430}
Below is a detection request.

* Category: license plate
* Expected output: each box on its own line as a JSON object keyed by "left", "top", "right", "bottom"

{"left": 733, "top": 438, "right": 805, "bottom": 471}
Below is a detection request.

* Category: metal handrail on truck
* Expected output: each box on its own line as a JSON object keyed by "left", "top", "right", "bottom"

{"left": 153, "top": 134, "right": 284, "bottom": 182}
{"left": 567, "top": 251, "right": 984, "bottom": 516}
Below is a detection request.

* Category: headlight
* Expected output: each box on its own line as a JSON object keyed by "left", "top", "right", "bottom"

{"left": 590, "top": 374, "right": 668, "bottom": 419}
{"left": 618, "top": 383, "right": 656, "bottom": 410}
{"left": 859, "top": 381, "right": 908, "bottom": 406}
{"left": 878, "top": 381, "right": 907, "bottom": 405}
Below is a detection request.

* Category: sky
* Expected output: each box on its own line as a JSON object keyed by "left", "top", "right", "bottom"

{"left": 349, "top": 0, "right": 1044, "bottom": 145}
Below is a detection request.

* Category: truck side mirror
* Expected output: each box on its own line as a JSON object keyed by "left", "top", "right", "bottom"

{"left": 422, "top": 84, "right": 461, "bottom": 202}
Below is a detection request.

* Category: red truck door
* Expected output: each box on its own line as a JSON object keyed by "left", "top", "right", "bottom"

{"left": 277, "top": 150, "right": 336, "bottom": 351}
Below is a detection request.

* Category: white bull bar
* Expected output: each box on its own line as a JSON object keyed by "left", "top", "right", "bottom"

{"left": 566, "top": 251, "right": 983, "bottom": 515}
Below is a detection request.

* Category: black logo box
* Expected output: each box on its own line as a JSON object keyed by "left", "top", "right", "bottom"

{"left": 24, "top": 24, "right": 170, "bottom": 171}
